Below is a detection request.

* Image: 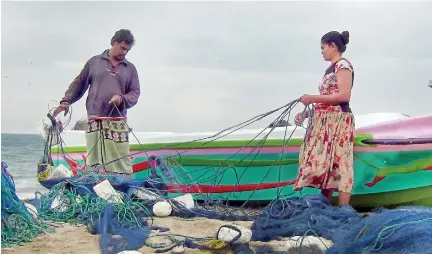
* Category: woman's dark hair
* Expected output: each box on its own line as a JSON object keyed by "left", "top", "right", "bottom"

{"left": 321, "top": 31, "right": 350, "bottom": 53}
{"left": 111, "top": 29, "right": 135, "bottom": 46}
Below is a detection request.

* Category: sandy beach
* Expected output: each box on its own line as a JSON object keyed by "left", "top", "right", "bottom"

{"left": 1, "top": 216, "right": 293, "bottom": 254}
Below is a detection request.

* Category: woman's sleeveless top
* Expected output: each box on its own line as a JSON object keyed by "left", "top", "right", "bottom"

{"left": 315, "top": 58, "right": 354, "bottom": 113}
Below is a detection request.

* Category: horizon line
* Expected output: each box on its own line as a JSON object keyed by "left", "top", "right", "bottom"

{"left": 2, "top": 132, "right": 39, "bottom": 135}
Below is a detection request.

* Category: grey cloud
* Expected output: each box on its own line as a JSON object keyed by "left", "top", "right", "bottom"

{"left": 1, "top": 1, "right": 432, "bottom": 134}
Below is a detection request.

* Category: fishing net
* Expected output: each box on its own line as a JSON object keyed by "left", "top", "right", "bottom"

{"left": 6, "top": 168, "right": 432, "bottom": 253}
{"left": 38, "top": 99, "right": 309, "bottom": 220}
{"left": 251, "top": 194, "right": 362, "bottom": 242}
{"left": 1, "top": 162, "right": 51, "bottom": 247}
{"left": 327, "top": 206, "right": 432, "bottom": 254}
{"left": 34, "top": 174, "right": 154, "bottom": 253}
{"left": 33, "top": 172, "right": 257, "bottom": 253}
{"left": 3, "top": 99, "right": 432, "bottom": 253}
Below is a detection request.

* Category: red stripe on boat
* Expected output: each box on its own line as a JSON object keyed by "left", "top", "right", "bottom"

{"left": 64, "top": 157, "right": 79, "bottom": 175}
{"left": 165, "top": 180, "right": 296, "bottom": 193}
{"left": 365, "top": 165, "right": 432, "bottom": 187}
{"left": 364, "top": 176, "right": 385, "bottom": 187}
{"left": 132, "top": 159, "right": 157, "bottom": 173}
{"left": 132, "top": 161, "right": 151, "bottom": 172}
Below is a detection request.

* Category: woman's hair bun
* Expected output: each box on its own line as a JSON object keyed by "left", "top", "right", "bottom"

{"left": 341, "top": 31, "right": 350, "bottom": 45}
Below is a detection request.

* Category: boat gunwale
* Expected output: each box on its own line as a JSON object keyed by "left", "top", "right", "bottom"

{"left": 50, "top": 134, "right": 375, "bottom": 153}
{"left": 362, "top": 138, "right": 432, "bottom": 145}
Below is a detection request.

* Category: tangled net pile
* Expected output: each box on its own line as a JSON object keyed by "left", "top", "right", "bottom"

{"left": 1, "top": 162, "right": 51, "bottom": 247}
{"left": 4, "top": 172, "right": 432, "bottom": 254}
{"left": 2, "top": 100, "right": 432, "bottom": 253}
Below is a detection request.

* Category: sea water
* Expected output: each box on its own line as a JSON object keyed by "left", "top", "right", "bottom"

{"left": 1, "top": 133, "right": 48, "bottom": 199}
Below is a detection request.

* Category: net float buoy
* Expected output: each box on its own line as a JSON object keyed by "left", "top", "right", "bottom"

{"left": 153, "top": 201, "right": 172, "bottom": 217}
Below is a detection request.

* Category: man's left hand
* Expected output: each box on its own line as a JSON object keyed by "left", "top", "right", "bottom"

{"left": 110, "top": 95, "right": 123, "bottom": 106}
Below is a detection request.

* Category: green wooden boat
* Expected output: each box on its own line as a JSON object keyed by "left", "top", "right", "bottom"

{"left": 42, "top": 112, "right": 432, "bottom": 208}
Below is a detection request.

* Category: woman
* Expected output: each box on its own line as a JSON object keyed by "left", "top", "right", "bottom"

{"left": 294, "top": 30, "right": 355, "bottom": 206}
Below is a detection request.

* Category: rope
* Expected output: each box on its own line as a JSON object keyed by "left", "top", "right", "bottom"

{"left": 43, "top": 98, "right": 317, "bottom": 219}
{"left": 30, "top": 98, "right": 331, "bottom": 253}
{"left": 6, "top": 97, "right": 430, "bottom": 253}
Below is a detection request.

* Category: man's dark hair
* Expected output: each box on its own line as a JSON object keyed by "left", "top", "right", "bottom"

{"left": 111, "top": 29, "right": 135, "bottom": 46}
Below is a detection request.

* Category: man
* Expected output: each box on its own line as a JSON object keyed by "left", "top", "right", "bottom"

{"left": 53, "top": 29, "right": 140, "bottom": 175}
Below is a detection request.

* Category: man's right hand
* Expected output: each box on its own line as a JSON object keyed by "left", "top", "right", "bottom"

{"left": 52, "top": 101, "right": 70, "bottom": 117}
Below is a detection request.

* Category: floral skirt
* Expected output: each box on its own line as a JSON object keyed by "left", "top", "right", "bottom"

{"left": 294, "top": 111, "right": 355, "bottom": 193}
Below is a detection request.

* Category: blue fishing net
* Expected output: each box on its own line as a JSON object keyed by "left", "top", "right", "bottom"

{"left": 34, "top": 174, "right": 156, "bottom": 254}
{"left": 328, "top": 206, "right": 432, "bottom": 254}
{"left": 250, "top": 194, "right": 432, "bottom": 254}
{"left": 1, "top": 162, "right": 24, "bottom": 220}
{"left": 6, "top": 99, "right": 432, "bottom": 253}
{"left": 251, "top": 194, "right": 362, "bottom": 242}
{"left": 1, "top": 162, "right": 48, "bottom": 246}
{"left": 6, "top": 159, "right": 432, "bottom": 254}
{"left": 93, "top": 204, "right": 151, "bottom": 254}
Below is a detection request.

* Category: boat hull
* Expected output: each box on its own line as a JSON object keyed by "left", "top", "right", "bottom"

{"left": 45, "top": 113, "right": 432, "bottom": 208}
{"left": 47, "top": 140, "right": 432, "bottom": 208}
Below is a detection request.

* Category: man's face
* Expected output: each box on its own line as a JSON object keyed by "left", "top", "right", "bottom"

{"left": 111, "top": 41, "right": 132, "bottom": 61}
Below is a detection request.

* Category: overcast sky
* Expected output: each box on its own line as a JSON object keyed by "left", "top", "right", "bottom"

{"left": 2, "top": 1, "right": 431, "bottom": 134}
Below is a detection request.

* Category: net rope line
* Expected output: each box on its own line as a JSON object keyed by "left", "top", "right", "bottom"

{"left": 55, "top": 99, "right": 307, "bottom": 164}
{"left": 45, "top": 99, "right": 313, "bottom": 206}
{"left": 12, "top": 100, "right": 432, "bottom": 253}
{"left": 35, "top": 99, "right": 345, "bottom": 253}
{"left": 44, "top": 99, "right": 315, "bottom": 203}
{"left": 42, "top": 102, "right": 304, "bottom": 219}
